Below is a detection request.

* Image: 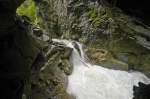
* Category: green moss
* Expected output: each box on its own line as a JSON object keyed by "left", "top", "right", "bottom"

{"left": 84, "top": 9, "right": 97, "bottom": 18}
{"left": 92, "top": 17, "right": 103, "bottom": 27}
{"left": 56, "top": 84, "right": 72, "bottom": 99}
{"left": 16, "top": 0, "right": 40, "bottom": 26}
{"left": 91, "top": 15, "right": 109, "bottom": 27}
{"left": 56, "top": 84, "right": 64, "bottom": 94}
{"left": 84, "top": 8, "right": 113, "bottom": 28}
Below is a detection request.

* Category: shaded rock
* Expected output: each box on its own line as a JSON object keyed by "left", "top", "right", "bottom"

{"left": 134, "top": 35, "right": 150, "bottom": 49}
{"left": 0, "top": 0, "right": 41, "bottom": 98}
{"left": 133, "top": 82, "right": 150, "bottom": 99}
{"left": 108, "top": 0, "right": 150, "bottom": 25}
{"left": 33, "top": 27, "right": 43, "bottom": 37}
{"left": 85, "top": 48, "right": 128, "bottom": 70}
{"left": 31, "top": 42, "right": 73, "bottom": 99}
{"left": 42, "top": 34, "right": 50, "bottom": 42}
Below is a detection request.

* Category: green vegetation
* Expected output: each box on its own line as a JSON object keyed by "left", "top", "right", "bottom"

{"left": 84, "top": 8, "right": 112, "bottom": 28}
{"left": 84, "top": 9, "right": 102, "bottom": 27}
{"left": 16, "top": 0, "right": 40, "bottom": 26}
{"left": 84, "top": 9, "right": 97, "bottom": 18}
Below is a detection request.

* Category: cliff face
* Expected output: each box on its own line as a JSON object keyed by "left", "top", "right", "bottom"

{"left": 2, "top": 0, "right": 149, "bottom": 99}
{"left": 109, "top": 0, "right": 150, "bottom": 25}
{"left": 35, "top": 0, "right": 150, "bottom": 74}
{"left": 35, "top": 0, "right": 68, "bottom": 37}
{"left": 0, "top": 0, "right": 40, "bottom": 98}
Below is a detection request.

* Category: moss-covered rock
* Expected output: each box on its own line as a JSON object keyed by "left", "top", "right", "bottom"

{"left": 85, "top": 48, "right": 128, "bottom": 70}
{"left": 31, "top": 41, "right": 74, "bottom": 99}
{"left": 16, "top": 0, "right": 40, "bottom": 26}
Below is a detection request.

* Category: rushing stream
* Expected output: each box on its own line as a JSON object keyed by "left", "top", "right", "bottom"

{"left": 53, "top": 39, "right": 150, "bottom": 99}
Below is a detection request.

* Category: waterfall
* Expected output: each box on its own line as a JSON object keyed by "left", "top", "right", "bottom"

{"left": 52, "top": 39, "right": 150, "bottom": 99}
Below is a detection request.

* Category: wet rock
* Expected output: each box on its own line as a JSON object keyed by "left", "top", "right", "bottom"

{"left": 85, "top": 48, "right": 128, "bottom": 70}
{"left": 42, "top": 34, "right": 50, "bottom": 42}
{"left": 31, "top": 42, "right": 73, "bottom": 99}
{"left": 133, "top": 82, "right": 150, "bottom": 99}
{"left": 62, "top": 47, "right": 73, "bottom": 59}
{"left": 134, "top": 36, "right": 150, "bottom": 49}
{"left": 33, "top": 27, "right": 43, "bottom": 37}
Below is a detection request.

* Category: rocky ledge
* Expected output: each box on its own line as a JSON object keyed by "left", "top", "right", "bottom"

{"left": 30, "top": 29, "right": 74, "bottom": 99}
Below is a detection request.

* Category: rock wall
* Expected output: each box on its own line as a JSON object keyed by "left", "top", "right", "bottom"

{"left": 12, "top": 0, "right": 150, "bottom": 98}
{"left": 31, "top": 33, "right": 74, "bottom": 99}
{"left": 35, "top": 0, "right": 150, "bottom": 75}
{"left": 35, "top": 0, "right": 68, "bottom": 37}
{"left": 0, "top": 0, "right": 40, "bottom": 98}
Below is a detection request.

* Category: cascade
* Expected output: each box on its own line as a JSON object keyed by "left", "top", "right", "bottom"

{"left": 52, "top": 39, "right": 150, "bottom": 99}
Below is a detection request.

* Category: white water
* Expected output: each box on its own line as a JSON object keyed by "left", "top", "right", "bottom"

{"left": 53, "top": 39, "right": 150, "bottom": 99}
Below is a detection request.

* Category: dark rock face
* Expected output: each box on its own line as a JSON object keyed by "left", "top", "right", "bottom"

{"left": 0, "top": 0, "right": 24, "bottom": 37}
{"left": 133, "top": 82, "right": 150, "bottom": 99}
{"left": 107, "top": 0, "right": 150, "bottom": 25}
{"left": 0, "top": 0, "right": 40, "bottom": 98}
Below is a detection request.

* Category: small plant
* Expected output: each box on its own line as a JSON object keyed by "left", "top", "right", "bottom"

{"left": 16, "top": 0, "right": 40, "bottom": 26}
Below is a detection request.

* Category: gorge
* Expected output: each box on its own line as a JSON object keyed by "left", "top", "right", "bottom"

{"left": 1, "top": 0, "right": 150, "bottom": 99}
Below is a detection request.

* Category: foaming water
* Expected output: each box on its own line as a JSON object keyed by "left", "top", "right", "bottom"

{"left": 52, "top": 39, "right": 150, "bottom": 99}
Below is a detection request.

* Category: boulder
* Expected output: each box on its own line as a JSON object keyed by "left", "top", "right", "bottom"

{"left": 133, "top": 82, "right": 150, "bottom": 99}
